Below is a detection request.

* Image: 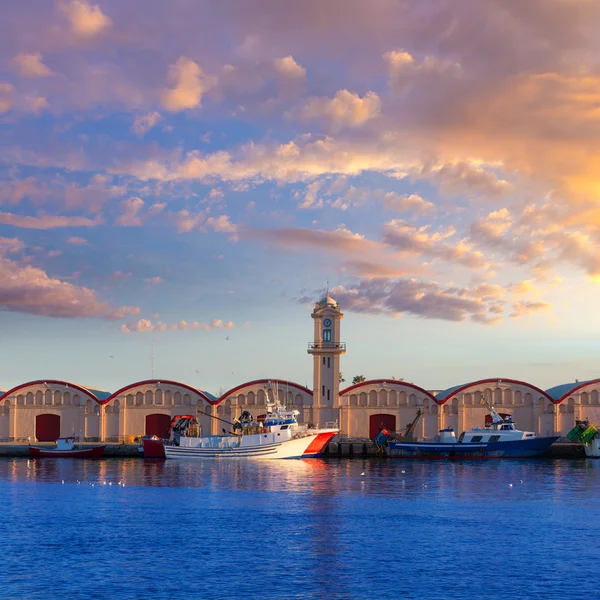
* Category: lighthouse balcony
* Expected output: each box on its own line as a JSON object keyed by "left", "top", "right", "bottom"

{"left": 308, "top": 342, "right": 346, "bottom": 353}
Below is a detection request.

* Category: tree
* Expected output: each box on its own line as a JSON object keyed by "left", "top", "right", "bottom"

{"left": 352, "top": 375, "right": 366, "bottom": 384}
{"left": 339, "top": 372, "right": 345, "bottom": 383}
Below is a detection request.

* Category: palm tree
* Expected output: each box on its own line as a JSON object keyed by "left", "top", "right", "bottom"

{"left": 339, "top": 372, "right": 345, "bottom": 383}
{"left": 352, "top": 375, "right": 366, "bottom": 384}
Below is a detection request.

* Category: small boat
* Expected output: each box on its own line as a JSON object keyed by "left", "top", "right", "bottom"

{"left": 147, "top": 398, "right": 338, "bottom": 460}
{"left": 375, "top": 404, "right": 559, "bottom": 459}
{"left": 567, "top": 420, "right": 600, "bottom": 458}
{"left": 29, "top": 437, "right": 106, "bottom": 458}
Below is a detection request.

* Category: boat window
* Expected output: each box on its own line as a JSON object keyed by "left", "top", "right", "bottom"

{"left": 489, "top": 435, "right": 500, "bottom": 442}
{"left": 458, "top": 432, "right": 465, "bottom": 442}
{"left": 280, "top": 425, "right": 288, "bottom": 430}
{"left": 471, "top": 435, "right": 483, "bottom": 442}
{"left": 526, "top": 433, "right": 534, "bottom": 437}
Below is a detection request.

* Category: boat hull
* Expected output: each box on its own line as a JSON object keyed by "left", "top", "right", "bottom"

{"left": 163, "top": 430, "right": 338, "bottom": 460}
{"left": 584, "top": 438, "right": 600, "bottom": 458}
{"left": 28, "top": 445, "right": 106, "bottom": 458}
{"left": 387, "top": 436, "right": 560, "bottom": 459}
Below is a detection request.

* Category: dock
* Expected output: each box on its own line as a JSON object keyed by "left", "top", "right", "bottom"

{"left": 0, "top": 441, "right": 586, "bottom": 459}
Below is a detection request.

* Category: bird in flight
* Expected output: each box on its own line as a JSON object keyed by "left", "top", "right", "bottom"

{"left": 109, "top": 355, "right": 114, "bottom": 359}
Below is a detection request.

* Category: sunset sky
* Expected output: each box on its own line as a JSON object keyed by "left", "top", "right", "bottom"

{"left": 2, "top": 0, "right": 600, "bottom": 395}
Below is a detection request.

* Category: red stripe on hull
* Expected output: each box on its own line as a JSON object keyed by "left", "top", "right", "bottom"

{"left": 303, "top": 432, "right": 337, "bottom": 457}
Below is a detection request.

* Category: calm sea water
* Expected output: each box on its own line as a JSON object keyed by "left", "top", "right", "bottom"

{"left": 0, "top": 457, "right": 598, "bottom": 600}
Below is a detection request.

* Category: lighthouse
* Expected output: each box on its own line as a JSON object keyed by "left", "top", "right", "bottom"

{"left": 307, "top": 293, "right": 346, "bottom": 426}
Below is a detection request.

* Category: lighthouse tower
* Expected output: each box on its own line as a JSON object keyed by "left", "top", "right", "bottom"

{"left": 307, "top": 293, "right": 346, "bottom": 426}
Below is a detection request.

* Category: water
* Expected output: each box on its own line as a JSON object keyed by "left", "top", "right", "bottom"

{"left": 0, "top": 458, "right": 598, "bottom": 600}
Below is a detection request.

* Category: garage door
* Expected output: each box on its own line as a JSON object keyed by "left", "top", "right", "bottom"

{"left": 36, "top": 414, "right": 60, "bottom": 442}
{"left": 369, "top": 414, "right": 396, "bottom": 440}
{"left": 145, "top": 414, "right": 172, "bottom": 438}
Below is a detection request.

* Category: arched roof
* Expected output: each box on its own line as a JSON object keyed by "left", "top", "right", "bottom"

{"left": 435, "top": 378, "right": 553, "bottom": 404}
{"left": 219, "top": 379, "right": 313, "bottom": 403}
{"left": 104, "top": 379, "right": 216, "bottom": 405}
{"left": 546, "top": 379, "right": 600, "bottom": 402}
{"left": 339, "top": 379, "right": 439, "bottom": 404}
{"left": 0, "top": 380, "right": 105, "bottom": 404}
{"left": 78, "top": 385, "right": 112, "bottom": 402}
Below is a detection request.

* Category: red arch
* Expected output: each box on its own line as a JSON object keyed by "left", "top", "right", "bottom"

{"left": 218, "top": 379, "right": 313, "bottom": 404}
{"left": 0, "top": 380, "right": 103, "bottom": 404}
{"left": 340, "top": 379, "right": 440, "bottom": 404}
{"left": 553, "top": 379, "right": 600, "bottom": 404}
{"left": 437, "top": 378, "right": 554, "bottom": 405}
{"left": 103, "top": 379, "right": 216, "bottom": 405}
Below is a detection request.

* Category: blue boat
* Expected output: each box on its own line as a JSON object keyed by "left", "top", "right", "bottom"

{"left": 376, "top": 404, "right": 559, "bottom": 459}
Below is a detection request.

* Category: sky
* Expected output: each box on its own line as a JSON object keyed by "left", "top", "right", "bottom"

{"left": 2, "top": 0, "right": 600, "bottom": 395}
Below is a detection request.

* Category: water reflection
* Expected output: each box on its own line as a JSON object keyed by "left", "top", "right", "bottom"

{"left": 0, "top": 457, "right": 599, "bottom": 600}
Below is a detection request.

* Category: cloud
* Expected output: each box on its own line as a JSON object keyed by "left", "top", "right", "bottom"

{"left": 303, "top": 279, "right": 502, "bottom": 324}
{"left": 66, "top": 236, "right": 90, "bottom": 245}
{"left": 510, "top": 300, "right": 552, "bottom": 318}
{"left": 161, "top": 57, "right": 215, "bottom": 112}
{"left": 144, "top": 276, "right": 163, "bottom": 285}
{"left": 421, "top": 162, "right": 513, "bottom": 199}
{"left": 383, "top": 220, "right": 487, "bottom": 268}
{"left": 0, "top": 254, "right": 139, "bottom": 319}
{"left": 11, "top": 53, "right": 53, "bottom": 77}
{"left": 384, "top": 49, "right": 462, "bottom": 81}
{"left": 273, "top": 56, "right": 306, "bottom": 79}
{"left": 206, "top": 214, "right": 238, "bottom": 238}
{"left": 111, "top": 270, "right": 131, "bottom": 281}
{"left": 0, "top": 212, "right": 102, "bottom": 229}
{"left": 59, "top": 0, "right": 112, "bottom": 38}
{"left": 120, "top": 317, "right": 234, "bottom": 333}
{"left": 0, "top": 83, "right": 15, "bottom": 113}
{"left": 116, "top": 197, "right": 144, "bottom": 227}
{"left": 131, "top": 112, "right": 162, "bottom": 137}
{"left": 0, "top": 236, "right": 25, "bottom": 255}
{"left": 293, "top": 90, "right": 381, "bottom": 130}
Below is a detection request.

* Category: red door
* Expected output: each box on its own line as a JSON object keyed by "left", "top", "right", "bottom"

{"left": 36, "top": 414, "right": 60, "bottom": 442}
{"left": 145, "top": 414, "right": 172, "bottom": 438}
{"left": 369, "top": 414, "right": 396, "bottom": 439}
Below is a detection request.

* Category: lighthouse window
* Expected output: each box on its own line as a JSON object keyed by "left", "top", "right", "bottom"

{"left": 327, "top": 389, "right": 330, "bottom": 401}
{"left": 323, "top": 329, "right": 332, "bottom": 342}
{"left": 322, "top": 357, "right": 326, "bottom": 365}
{"left": 327, "top": 357, "right": 331, "bottom": 368}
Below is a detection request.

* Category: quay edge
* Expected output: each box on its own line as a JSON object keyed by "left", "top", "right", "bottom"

{"left": 0, "top": 441, "right": 585, "bottom": 459}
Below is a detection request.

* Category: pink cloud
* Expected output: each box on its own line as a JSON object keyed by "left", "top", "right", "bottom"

{"left": 0, "top": 212, "right": 102, "bottom": 229}
{"left": 0, "top": 254, "right": 139, "bottom": 319}
{"left": 116, "top": 197, "right": 144, "bottom": 227}
{"left": 66, "top": 236, "right": 90, "bottom": 246}
{"left": 120, "top": 317, "right": 234, "bottom": 334}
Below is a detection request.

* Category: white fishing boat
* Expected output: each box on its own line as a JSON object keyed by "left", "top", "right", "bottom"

{"left": 163, "top": 400, "right": 338, "bottom": 460}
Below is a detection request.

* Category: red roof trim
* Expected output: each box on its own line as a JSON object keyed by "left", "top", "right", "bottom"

{"left": 437, "top": 378, "right": 554, "bottom": 405}
{"left": 218, "top": 379, "right": 313, "bottom": 404}
{"left": 0, "top": 380, "right": 103, "bottom": 404}
{"left": 339, "top": 379, "right": 440, "bottom": 405}
{"left": 103, "top": 379, "right": 215, "bottom": 405}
